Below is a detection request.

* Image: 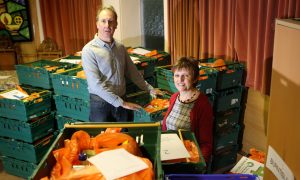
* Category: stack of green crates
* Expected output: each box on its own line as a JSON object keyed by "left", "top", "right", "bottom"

{"left": 198, "top": 58, "right": 246, "bottom": 173}
{"left": 16, "top": 60, "right": 78, "bottom": 89}
{"left": 155, "top": 65, "right": 218, "bottom": 95}
{"left": 30, "top": 122, "right": 163, "bottom": 180}
{"left": 0, "top": 86, "right": 57, "bottom": 178}
{"left": 128, "top": 47, "right": 171, "bottom": 67}
{"left": 50, "top": 66, "right": 90, "bottom": 129}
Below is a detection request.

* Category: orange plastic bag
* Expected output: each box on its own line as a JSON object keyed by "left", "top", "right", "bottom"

{"left": 50, "top": 129, "right": 154, "bottom": 180}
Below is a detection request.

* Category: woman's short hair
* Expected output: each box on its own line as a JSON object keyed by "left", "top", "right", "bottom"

{"left": 172, "top": 57, "right": 199, "bottom": 86}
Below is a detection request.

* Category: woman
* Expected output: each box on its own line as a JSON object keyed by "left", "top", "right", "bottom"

{"left": 162, "top": 57, "right": 213, "bottom": 163}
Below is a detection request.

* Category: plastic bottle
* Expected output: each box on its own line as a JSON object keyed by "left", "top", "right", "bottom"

{"left": 78, "top": 152, "right": 89, "bottom": 165}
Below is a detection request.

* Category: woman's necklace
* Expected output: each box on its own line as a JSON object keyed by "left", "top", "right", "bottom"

{"left": 179, "top": 91, "right": 197, "bottom": 103}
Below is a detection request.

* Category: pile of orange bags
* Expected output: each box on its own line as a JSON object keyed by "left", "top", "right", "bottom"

{"left": 44, "top": 129, "right": 154, "bottom": 180}
{"left": 248, "top": 148, "right": 265, "bottom": 163}
{"left": 144, "top": 98, "right": 169, "bottom": 113}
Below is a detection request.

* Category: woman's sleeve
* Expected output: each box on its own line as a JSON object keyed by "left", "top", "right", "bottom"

{"left": 195, "top": 97, "right": 214, "bottom": 163}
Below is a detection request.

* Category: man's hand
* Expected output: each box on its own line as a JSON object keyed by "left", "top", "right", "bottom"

{"left": 150, "top": 88, "right": 164, "bottom": 98}
{"left": 121, "top": 101, "right": 142, "bottom": 111}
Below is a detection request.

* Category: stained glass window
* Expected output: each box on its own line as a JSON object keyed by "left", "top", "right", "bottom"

{"left": 0, "top": 0, "right": 32, "bottom": 42}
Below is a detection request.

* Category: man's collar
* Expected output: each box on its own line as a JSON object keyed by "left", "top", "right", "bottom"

{"left": 94, "top": 33, "right": 115, "bottom": 48}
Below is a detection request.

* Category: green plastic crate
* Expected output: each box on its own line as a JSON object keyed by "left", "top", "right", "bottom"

{"left": 128, "top": 47, "right": 171, "bottom": 67}
{"left": 134, "top": 108, "right": 166, "bottom": 122}
{"left": 30, "top": 122, "right": 163, "bottom": 180}
{"left": 199, "top": 58, "right": 245, "bottom": 90}
{"left": 56, "top": 114, "right": 85, "bottom": 130}
{"left": 214, "top": 108, "right": 241, "bottom": 132}
{"left": 214, "top": 86, "right": 243, "bottom": 112}
{"left": 211, "top": 145, "right": 238, "bottom": 172}
{"left": 213, "top": 125, "right": 240, "bottom": 152}
{"left": 156, "top": 65, "right": 218, "bottom": 94}
{"left": 162, "top": 130, "right": 207, "bottom": 174}
{"left": 51, "top": 67, "right": 89, "bottom": 100}
{"left": 154, "top": 51, "right": 171, "bottom": 66}
{"left": 16, "top": 60, "right": 78, "bottom": 89}
{"left": 156, "top": 65, "right": 177, "bottom": 93}
{"left": 0, "top": 86, "right": 52, "bottom": 121}
{"left": 126, "top": 91, "right": 169, "bottom": 122}
{"left": 196, "top": 68, "right": 218, "bottom": 94}
{"left": 1, "top": 156, "right": 37, "bottom": 179}
{"left": 0, "top": 132, "right": 57, "bottom": 164}
{"left": 53, "top": 95, "right": 90, "bottom": 122}
{"left": 0, "top": 112, "right": 56, "bottom": 143}
{"left": 125, "top": 91, "right": 152, "bottom": 106}
{"left": 131, "top": 56, "right": 157, "bottom": 78}
{"left": 216, "top": 62, "right": 245, "bottom": 90}
{"left": 126, "top": 76, "right": 157, "bottom": 94}
{"left": 157, "top": 77, "right": 178, "bottom": 93}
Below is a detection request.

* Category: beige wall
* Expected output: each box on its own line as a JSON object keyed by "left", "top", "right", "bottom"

{"left": 242, "top": 88, "right": 269, "bottom": 153}
{"left": 102, "top": 0, "right": 142, "bottom": 47}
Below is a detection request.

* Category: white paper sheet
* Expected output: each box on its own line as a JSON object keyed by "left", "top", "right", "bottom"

{"left": 130, "top": 56, "right": 139, "bottom": 61}
{"left": 160, "top": 133, "right": 191, "bottom": 161}
{"left": 88, "top": 148, "right": 148, "bottom": 180}
{"left": 129, "top": 56, "right": 141, "bottom": 64}
{"left": 132, "top": 48, "right": 151, "bottom": 55}
{"left": 0, "top": 89, "right": 29, "bottom": 100}
{"left": 59, "top": 59, "right": 82, "bottom": 64}
{"left": 266, "top": 146, "right": 294, "bottom": 180}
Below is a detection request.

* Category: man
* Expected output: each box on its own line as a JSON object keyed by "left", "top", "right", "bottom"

{"left": 82, "top": 5, "right": 159, "bottom": 122}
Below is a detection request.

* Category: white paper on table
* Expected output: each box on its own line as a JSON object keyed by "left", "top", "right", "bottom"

{"left": 130, "top": 56, "right": 139, "bottom": 61}
{"left": 87, "top": 148, "right": 148, "bottom": 180}
{"left": 0, "top": 75, "right": 11, "bottom": 80}
{"left": 160, "top": 133, "right": 191, "bottom": 161}
{"left": 129, "top": 56, "right": 141, "bottom": 64}
{"left": 0, "top": 89, "right": 29, "bottom": 100}
{"left": 132, "top": 47, "right": 151, "bottom": 55}
{"left": 59, "top": 59, "right": 81, "bottom": 64}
